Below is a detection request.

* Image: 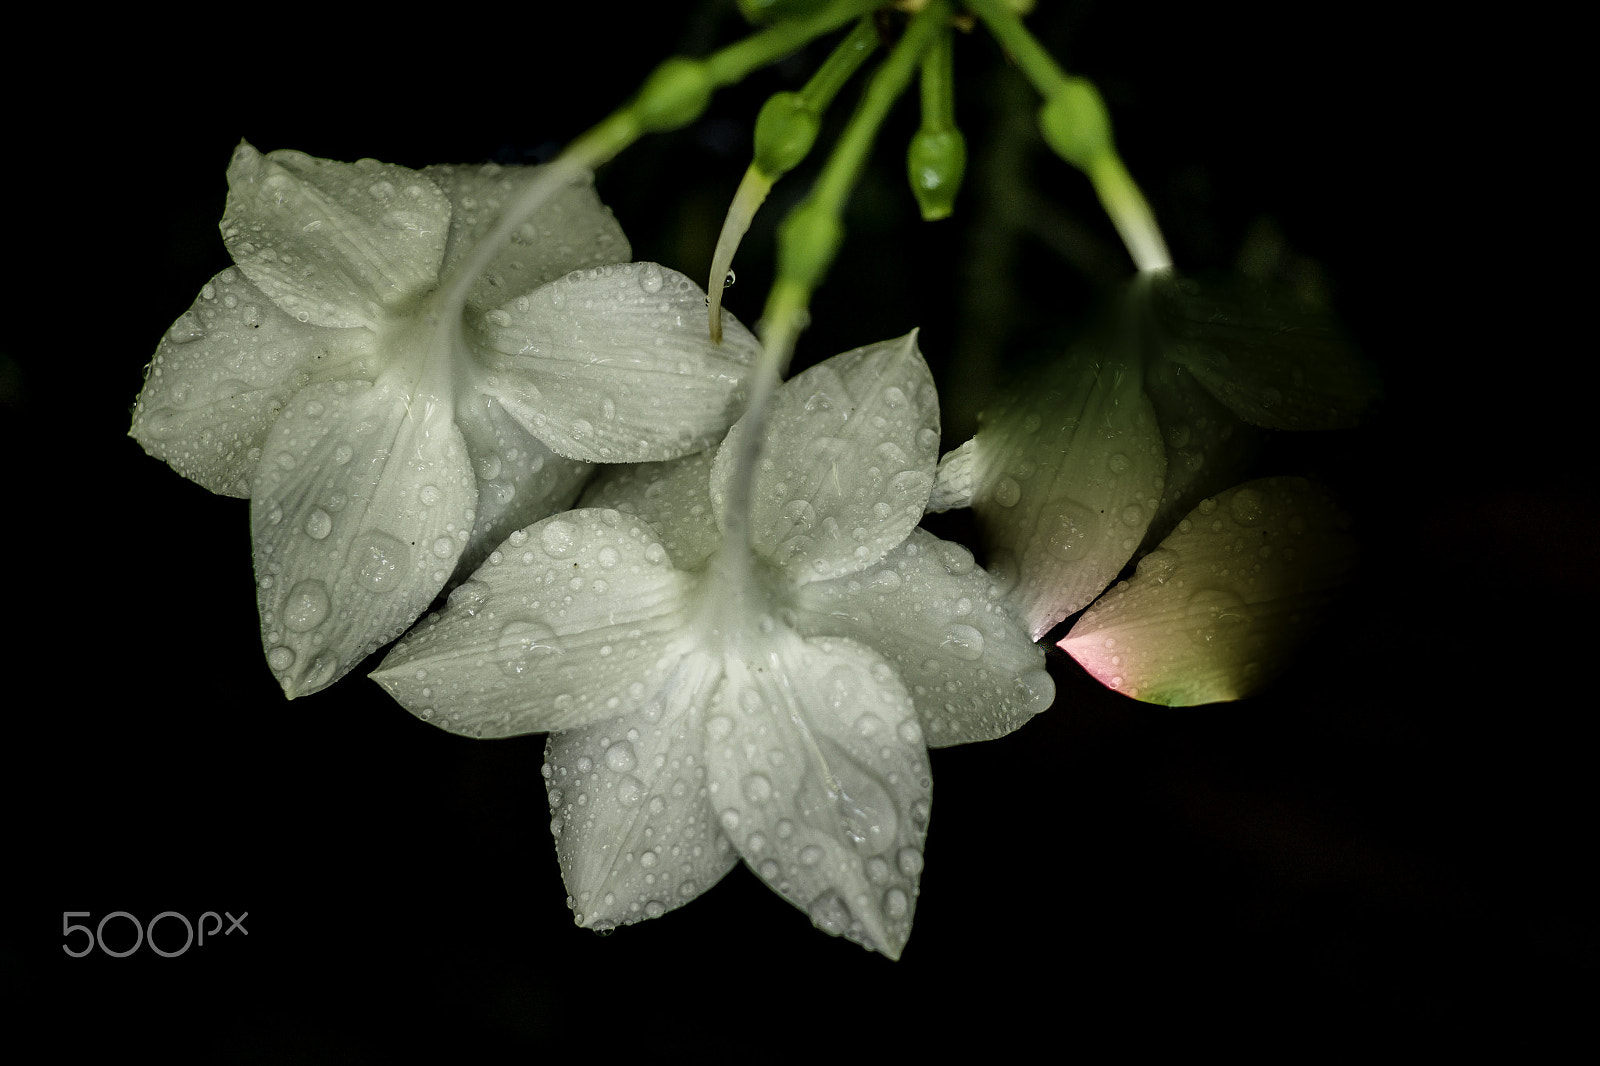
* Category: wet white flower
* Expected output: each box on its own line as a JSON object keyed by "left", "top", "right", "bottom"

{"left": 131, "top": 143, "right": 760, "bottom": 697}
{"left": 373, "top": 332, "right": 1052, "bottom": 957}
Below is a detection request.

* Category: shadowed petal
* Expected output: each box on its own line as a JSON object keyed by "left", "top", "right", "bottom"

{"left": 423, "top": 164, "right": 631, "bottom": 314}
{"left": 129, "top": 267, "right": 372, "bottom": 496}
{"left": 712, "top": 331, "right": 940, "bottom": 585}
{"left": 707, "top": 631, "right": 931, "bottom": 959}
{"left": 222, "top": 142, "right": 450, "bottom": 329}
{"left": 1138, "top": 352, "right": 1263, "bottom": 553}
{"left": 545, "top": 651, "right": 738, "bottom": 930}
{"left": 1150, "top": 272, "right": 1379, "bottom": 431}
{"left": 793, "top": 529, "right": 1053, "bottom": 746}
{"left": 252, "top": 377, "right": 476, "bottom": 697}
{"left": 371, "top": 509, "right": 695, "bottom": 736}
{"left": 452, "top": 391, "right": 593, "bottom": 579}
{"left": 477, "top": 263, "right": 761, "bottom": 463}
{"left": 969, "top": 345, "right": 1167, "bottom": 639}
{"left": 1060, "top": 477, "right": 1358, "bottom": 705}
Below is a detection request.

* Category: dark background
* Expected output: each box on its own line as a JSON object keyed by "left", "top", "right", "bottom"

{"left": 7, "top": 1, "right": 1589, "bottom": 1056}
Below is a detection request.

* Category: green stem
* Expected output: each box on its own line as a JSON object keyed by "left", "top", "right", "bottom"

{"left": 708, "top": 0, "right": 882, "bottom": 86}
{"left": 966, "top": 0, "right": 1172, "bottom": 272}
{"left": 798, "top": 16, "right": 879, "bottom": 110}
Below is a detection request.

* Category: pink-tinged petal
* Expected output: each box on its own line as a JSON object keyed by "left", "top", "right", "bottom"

{"left": 1060, "top": 477, "right": 1359, "bottom": 706}
{"left": 476, "top": 263, "right": 760, "bottom": 463}
{"left": 422, "top": 163, "right": 630, "bottom": 314}
{"left": 707, "top": 631, "right": 931, "bottom": 959}
{"left": 371, "top": 509, "right": 695, "bottom": 736}
{"left": 968, "top": 345, "right": 1167, "bottom": 639}
{"left": 792, "top": 529, "right": 1053, "bottom": 746}
{"left": 222, "top": 142, "right": 450, "bottom": 329}
{"left": 545, "top": 651, "right": 738, "bottom": 931}
{"left": 129, "top": 267, "right": 372, "bottom": 496}
{"left": 711, "top": 331, "right": 941, "bottom": 585}
{"left": 251, "top": 377, "right": 476, "bottom": 697}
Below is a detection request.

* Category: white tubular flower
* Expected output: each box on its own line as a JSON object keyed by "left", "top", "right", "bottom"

{"left": 373, "top": 332, "right": 1052, "bottom": 957}
{"left": 131, "top": 143, "right": 761, "bottom": 698}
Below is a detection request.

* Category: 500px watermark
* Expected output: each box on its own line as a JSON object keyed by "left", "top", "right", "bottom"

{"left": 62, "top": 911, "right": 248, "bottom": 958}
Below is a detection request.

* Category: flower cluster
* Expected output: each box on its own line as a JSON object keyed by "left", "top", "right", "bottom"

{"left": 132, "top": 140, "right": 1364, "bottom": 958}
{"left": 131, "top": 144, "right": 759, "bottom": 697}
{"left": 373, "top": 333, "right": 1052, "bottom": 957}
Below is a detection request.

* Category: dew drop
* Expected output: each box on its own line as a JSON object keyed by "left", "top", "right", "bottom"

{"left": 605, "top": 740, "right": 637, "bottom": 773}
{"left": 283, "top": 580, "right": 330, "bottom": 633}
{"left": 638, "top": 262, "right": 664, "bottom": 293}
{"left": 304, "top": 508, "right": 332, "bottom": 540}
{"left": 1047, "top": 498, "right": 1099, "bottom": 561}
{"left": 498, "top": 620, "right": 559, "bottom": 677}
{"left": 540, "top": 518, "right": 577, "bottom": 558}
{"left": 742, "top": 772, "right": 773, "bottom": 804}
{"left": 1229, "top": 487, "right": 1266, "bottom": 525}
{"left": 352, "top": 533, "right": 410, "bottom": 593}
{"left": 943, "top": 623, "right": 985, "bottom": 661}
{"left": 993, "top": 477, "right": 1022, "bottom": 508}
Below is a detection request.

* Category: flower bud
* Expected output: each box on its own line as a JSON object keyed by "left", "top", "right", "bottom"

{"left": 634, "top": 58, "right": 714, "bottom": 133}
{"left": 754, "top": 92, "right": 820, "bottom": 178}
{"left": 906, "top": 127, "right": 967, "bottom": 220}
{"left": 1037, "top": 77, "right": 1111, "bottom": 169}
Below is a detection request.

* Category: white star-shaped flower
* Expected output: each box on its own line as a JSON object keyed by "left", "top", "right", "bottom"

{"left": 373, "top": 332, "right": 1052, "bottom": 957}
{"left": 131, "top": 143, "right": 760, "bottom": 697}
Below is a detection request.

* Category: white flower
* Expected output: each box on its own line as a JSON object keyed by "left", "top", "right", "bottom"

{"left": 131, "top": 143, "right": 761, "bottom": 697}
{"left": 372, "top": 332, "right": 1052, "bottom": 957}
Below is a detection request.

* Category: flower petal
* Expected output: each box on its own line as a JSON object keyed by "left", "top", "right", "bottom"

{"left": 1059, "top": 477, "right": 1359, "bottom": 705}
{"left": 1150, "top": 272, "right": 1379, "bottom": 431}
{"left": 451, "top": 391, "right": 593, "bottom": 579}
{"left": 371, "top": 509, "right": 695, "bottom": 735}
{"left": 422, "top": 164, "right": 631, "bottom": 313}
{"left": 792, "top": 529, "right": 1054, "bottom": 746}
{"left": 476, "top": 263, "right": 761, "bottom": 462}
{"left": 971, "top": 346, "right": 1167, "bottom": 639}
{"left": 129, "top": 267, "right": 371, "bottom": 496}
{"left": 711, "top": 331, "right": 941, "bottom": 584}
{"left": 252, "top": 377, "right": 476, "bottom": 697}
{"left": 707, "top": 631, "right": 931, "bottom": 959}
{"left": 222, "top": 142, "right": 450, "bottom": 329}
{"left": 1139, "top": 352, "right": 1263, "bottom": 552}
{"left": 545, "top": 651, "right": 739, "bottom": 931}
{"left": 577, "top": 451, "right": 722, "bottom": 571}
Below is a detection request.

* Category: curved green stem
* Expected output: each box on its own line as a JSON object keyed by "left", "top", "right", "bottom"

{"left": 709, "top": 17, "right": 879, "bottom": 341}
{"left": 966, "top": 0, "right": 1172, "bottom": 272}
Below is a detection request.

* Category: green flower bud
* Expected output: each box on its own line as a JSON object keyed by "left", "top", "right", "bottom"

{"left": 1038, "top": 77, "right": 1112, "bottom": 170}
{"left": 754, "top": 92, "right": 820, "bottom": 178}
{"left": 906, "top": 127, "right": 967, "bottom": 220}
{"left": 634, "top": 58, "right": 714, "bottom": 133}
{"left": 777, "top": 200, "right": 843, "bottom": 291}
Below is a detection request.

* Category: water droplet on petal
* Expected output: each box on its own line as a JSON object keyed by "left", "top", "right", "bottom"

{"left": 993, "top": 477, "right": 1022, "bottom": 508}
{"left": 943, "top": 623, "right": 985, "bottom": 661}
{"left": 283, "top": 580, "right": 330, "bottom": 632}
{"left": 304, "top": 508, "right": 332, "bottom": 540}
{"left": 540, "top": 518, "right": 577, "bottom": 558}
{"left": 498, "top": 620, "right": 559, "bottom": 677}
{"left": 352, "top": 533, "right": 410, "bottom": 593}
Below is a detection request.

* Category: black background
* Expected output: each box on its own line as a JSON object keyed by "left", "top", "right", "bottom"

{"left": 7, "top": 2, "right": 1589, "bottom": 1056}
